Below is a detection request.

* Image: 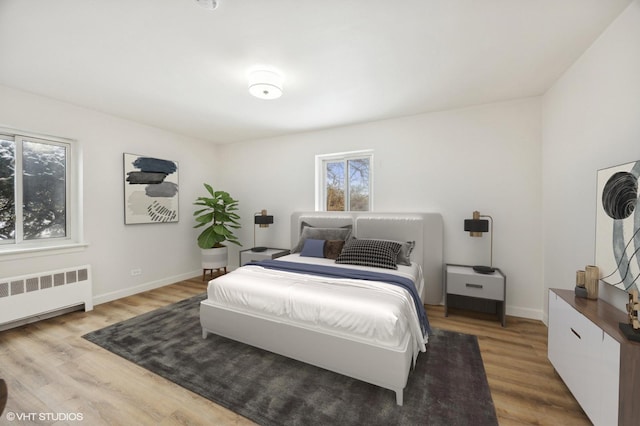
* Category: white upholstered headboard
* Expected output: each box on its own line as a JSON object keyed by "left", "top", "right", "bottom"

{"left": 290, "top": 212, "right": 444, "bottom": 305}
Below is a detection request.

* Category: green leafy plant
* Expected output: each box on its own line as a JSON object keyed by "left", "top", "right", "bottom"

{"left": 193, "top": 183, "right": 241, "bottom": 249}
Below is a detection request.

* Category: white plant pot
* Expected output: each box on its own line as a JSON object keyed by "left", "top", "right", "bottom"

{"left": 201, "top": 246, "right": 228, "bottom": 270}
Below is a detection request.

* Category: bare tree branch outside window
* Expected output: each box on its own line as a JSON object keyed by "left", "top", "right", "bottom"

{"left": 0, "top": 136, "right": 68, "bottom": 243}
{"left": 323, "top": 156, "right": 370, "bottom": 211}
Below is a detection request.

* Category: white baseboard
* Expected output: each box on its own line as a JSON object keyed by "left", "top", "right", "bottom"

{"left": 506, "top": 305, "right": 543, "bottom": 321}
{"left": 92, "top": 270, "right": 202, "bottom": 306}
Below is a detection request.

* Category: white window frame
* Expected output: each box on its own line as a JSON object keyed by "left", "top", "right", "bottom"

{"left": 315, "top": 150, "right": 374, "bottom": 212}
{"left": 0, "top": 127, "right": 85, "bottom": 258}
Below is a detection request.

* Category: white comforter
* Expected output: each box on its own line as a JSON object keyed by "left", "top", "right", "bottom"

{"left": 205, "top": 254, "right": 428, "bottom": 357}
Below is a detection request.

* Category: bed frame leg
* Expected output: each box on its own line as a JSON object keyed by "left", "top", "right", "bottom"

{"left": 202, "top": 329, "right": 208, "bottom": 339}
{"left": 395, "top": 389, "right": 403, "bottom": 406}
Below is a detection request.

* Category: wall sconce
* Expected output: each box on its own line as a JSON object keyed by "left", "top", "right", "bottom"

{"left": 253, "top": 209, "right": 274, "bottom": 252}
{"left": 464, "top": 210, "right": 495, "bottom": 274}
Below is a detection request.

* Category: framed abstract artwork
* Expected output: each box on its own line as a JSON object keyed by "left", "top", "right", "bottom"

{"left": 595, "top": 160, "right": 640, "bottom": 293}
{"left": 123, "top": 153, "right": 179, "bottom": 224}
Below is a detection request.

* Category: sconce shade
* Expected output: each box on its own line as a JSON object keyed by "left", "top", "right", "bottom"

{"left": 254, "top": 215, "right": 274, "bottom": 225}
{"left": 464, "top": 219, "right": 489, "bottom": 234}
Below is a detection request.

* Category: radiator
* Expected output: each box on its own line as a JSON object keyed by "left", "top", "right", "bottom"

{"left": 0, "top": 265, "right": 93, "bottom": 327}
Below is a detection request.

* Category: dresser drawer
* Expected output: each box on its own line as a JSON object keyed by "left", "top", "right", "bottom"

{"left": 447, "top": 270, "right": 504, "bottom": 301}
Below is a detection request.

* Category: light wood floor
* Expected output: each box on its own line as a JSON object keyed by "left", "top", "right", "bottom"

{"left": 0, "top": 277, "right": 590, "bottom": 425}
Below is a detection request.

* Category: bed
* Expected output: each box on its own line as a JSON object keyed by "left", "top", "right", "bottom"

{"left": 200, "top": 212, "right": 443, "bottom": 405}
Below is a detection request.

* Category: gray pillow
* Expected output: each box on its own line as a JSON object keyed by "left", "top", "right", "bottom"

{"left": 292, "top": 224, "right": 352, "bottom": 253}
{"left": 396, "top": 241, "right": 415, "bottom": 266}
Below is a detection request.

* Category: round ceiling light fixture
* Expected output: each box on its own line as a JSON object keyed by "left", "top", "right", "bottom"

{"left": 195, "top": 0, "right": 218, "bottom": 10}
{"left": 248, "top": 69, "right": 283, "bottom": 100}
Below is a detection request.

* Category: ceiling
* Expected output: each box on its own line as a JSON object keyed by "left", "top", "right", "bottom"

{"left": 0, "top": 0, "right": 632, "bottom": 144}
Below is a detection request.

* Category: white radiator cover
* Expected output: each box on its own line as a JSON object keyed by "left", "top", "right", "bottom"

{"left": 0, "top": 265, "right": 93, "bottom": 326}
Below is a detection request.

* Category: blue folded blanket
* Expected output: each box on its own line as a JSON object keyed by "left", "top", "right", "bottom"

{"left": 247, "top": 259, "right": 430, "bottom": 336}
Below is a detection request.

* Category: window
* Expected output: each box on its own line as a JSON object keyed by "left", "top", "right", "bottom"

{"left": 316, "top": 150, "right": 373, "bottom": 211}
{"left": 0, "top": 129, "right": 80, "bottom": 253}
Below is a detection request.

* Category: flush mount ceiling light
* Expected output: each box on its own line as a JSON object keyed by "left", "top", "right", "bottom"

{"left": 248, "top": 69, "right": 283, "bottom": 100}
{"left": 195, "top": 0, "right": 218, "bottom": 10}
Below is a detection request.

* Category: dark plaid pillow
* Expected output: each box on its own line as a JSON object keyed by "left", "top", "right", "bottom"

{"left": 335, "top": 238, "right": 401, "bottom": 270}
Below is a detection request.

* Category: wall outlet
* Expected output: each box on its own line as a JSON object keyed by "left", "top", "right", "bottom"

{"left": 130, "top": 268, "right": 142, "bottom": 276}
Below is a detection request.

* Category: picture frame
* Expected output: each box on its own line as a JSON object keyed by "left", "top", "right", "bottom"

{"left": 595, "top": 160, "right": 640, "bottom": 293}
{"left": 123, "top": 153, "right": 179, "bottom": 224}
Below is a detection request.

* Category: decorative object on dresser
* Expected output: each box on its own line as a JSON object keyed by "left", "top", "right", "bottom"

{"left": 252, "top": 209, "right": 274, "bottom": 252}
{"left": 463, "top": 210, "right": 495, "bottom": 274}
{"left": 619, "top": 289, "right": 640, "bottom": 342}
{"left": 584, "top": 264, "right": 600, "bottom": 300}
{"left": 595, "top": 160, "right": 640, "bottom": 293}
{"left": 444, "top": 264, "right": 506, "bottom": 327}
{"left": 575, "top": 269, "right": 588, "bottom": 298}
{"left": 193, "top": 184, "right": 241, "bottom": 280}
{"left": 123, "top": 153, "right": 179, "bottom": 224}
{"left": 548, "top": 289, "right": 640, "bottom": 426}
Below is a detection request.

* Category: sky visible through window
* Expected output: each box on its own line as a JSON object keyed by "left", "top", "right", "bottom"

{"left": 325, "top": 157, "right": 369, "bottom": 211}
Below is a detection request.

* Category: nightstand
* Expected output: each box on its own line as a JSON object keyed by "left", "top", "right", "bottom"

{"left": 444, "top": 264, "right": 506, "bottom": 327}
{"left": 239, "top": 248, "right": 290, "bottom": 266}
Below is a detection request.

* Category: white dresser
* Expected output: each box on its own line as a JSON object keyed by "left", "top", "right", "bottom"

{"left": 548, "top": 289, "right": 640, "bottom": 426}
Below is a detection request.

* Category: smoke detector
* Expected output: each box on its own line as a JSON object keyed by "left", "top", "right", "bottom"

{"left": 195, "top": 0, "right": 218, "bottom": 10}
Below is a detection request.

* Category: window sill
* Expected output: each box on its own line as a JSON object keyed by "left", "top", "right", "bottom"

{"left": 0, "top": 242, "right": 89, "bottom": 261}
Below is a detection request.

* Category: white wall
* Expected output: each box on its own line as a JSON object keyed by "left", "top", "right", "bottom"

{"left": 217, "top": 97, "right": 543, "bottom": 319}
{"left": 0, "top": 85, "right": 217, "bottom": 303}
{"left": 4, "top": 0, "right": 636, "bottom": 323}
{"left": 542, "top": 1, "right": 640, "bottom": 317}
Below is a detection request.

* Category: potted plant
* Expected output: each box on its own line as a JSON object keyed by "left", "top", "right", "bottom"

{"left": 193, "top": 183, "right": 241, "bottom": 276}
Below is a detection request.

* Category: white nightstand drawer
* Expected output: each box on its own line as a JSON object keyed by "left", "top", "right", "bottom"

{"left": 447, "top": 270, "right": 504, "bottom": 301}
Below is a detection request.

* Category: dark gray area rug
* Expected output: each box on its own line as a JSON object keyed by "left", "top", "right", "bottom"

{"left": 83, "top": 294, "right": 498, "bottom": 426}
